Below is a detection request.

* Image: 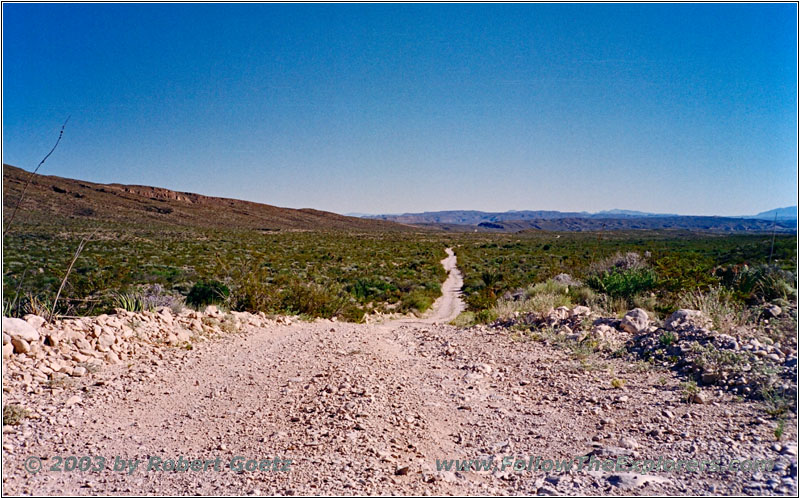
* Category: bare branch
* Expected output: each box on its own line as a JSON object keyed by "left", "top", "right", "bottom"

{"left": 3, "top": 116, "right": 71, "bottom": 236}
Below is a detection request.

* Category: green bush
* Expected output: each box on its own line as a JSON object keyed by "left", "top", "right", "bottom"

{"left": 280, "top": 280, "right": 345, "bottom": 317}
{"left": 717, "top": 264, "right": 797, "bottom": 303}
{"left": 186, "top": 280, "right": 230, "bottom": 308}
{"left": 587, "top": 268, "right": 657, "bottom": 299}
{"left": 112, "top": 291, "right": 145, "bottom": 312}
{"left": 401, "top": 289, "right": 434, "bottom": 313}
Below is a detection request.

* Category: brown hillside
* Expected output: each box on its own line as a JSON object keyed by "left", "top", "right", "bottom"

{"left": 2, "top": 164, "right": 414, "bottom": 232}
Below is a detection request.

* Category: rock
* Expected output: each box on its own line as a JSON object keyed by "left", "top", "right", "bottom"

{"left": 550, "top": 306, "right": 570, "bottom": 321}
{"left": 11, "top": 338, "right": 30, "bottom": 354}
{"left": 23, "top": 314, "right": 47, "bottom": 330}
{"left": 620, "top": 309, "right": 649, "bottom": 334}
{"left": 65, "top": 396, "right": 82, "bottom": 406}
{"left": 72, "top": 366, "right": 87, "bottom": 377}
{"left": 537, "top": 485, "right": 559, "bottom": 495}
{"left": 395, "top": 465, "right": 410, "bottom": 476}
{"left": 700, "top": 372, "right": 718, "bottom": 384}
{"left": 591, "top": 324, "right": 616, "bottom": 340}
{"left": 2, "top": 317, "right": 40, "bottom": 342}
{"left": 176, "top": 330, "right": 191, "bottom": 343}
{"left": 619, "top": 437, "right": 639, "bottom": 449}
{"left": 571, "top": 306, "right": 591, "bottom": 317}
{"left": 97, "top": 334, "right": 115, "bottom": 349}
{"left": 2, "top": 333, "right": 9, "bottom": 345}
{"left": 764, "top": 305, "right": 782, "bottom": 318}
{"left": 607, "top": 473, "right": 673, "bottom": 489}
{"left": 2, "top": 343, "right": 13, "bottom": 358}
{"left": 664, "top": 309, "right": 712, "bottom": 331}
{"left": 713, "top": 334, "right": 739, "bottom": 351}
{"left": 691, "top": 392, "right": 708, "bottom": 404}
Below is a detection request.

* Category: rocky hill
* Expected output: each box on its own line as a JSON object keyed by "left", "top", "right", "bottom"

{"left": 2, "top": 165, "right": 413, "bottom": 232}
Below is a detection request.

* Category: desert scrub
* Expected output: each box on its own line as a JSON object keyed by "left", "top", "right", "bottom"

{"left": 3, "top": 404, "right": 29, "bottom": 425}
{"left": 491, "top": 279, "right": 572, "bottom": 319}
{"left": 3, "top": 228, "right": 448, "bottom": 321}
{"left": 186, "top": 279, "right": 230, "bottom": 309}
{"left": 680, "top": 380, "right": 700, "bottom": 403}
{"left": 112, "top": 291, "right": 146, "bottom": 312}
{"left": 586, "top": 267, "right": 657, "bottom": 301}
{"left": 677, "top": 286, "right": 753, "bottom": 335}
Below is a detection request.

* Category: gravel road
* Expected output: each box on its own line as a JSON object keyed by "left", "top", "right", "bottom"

{"left": 2, "top": 249, "right": 796, "bottom": 495}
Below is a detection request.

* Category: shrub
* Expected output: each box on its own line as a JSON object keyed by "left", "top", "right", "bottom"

{"left": 401, "top": 289, "right": 434, "bottom": 314}
{"left": 659, "top": 330, "right": 677, "bottom": 347}
{"left": 717, "top": 264, "right": 798, "bottom": 303}
{"left": 3, "top": 404, "right": 29, "bottom": 425}
{"left": 112, "top": 291, "right": 145, "bottom": 312}
{"left": 678, "top": 286, "right": 753, "bottom": 335}
{"left": 491, "top": 279, "right": 572, "bottom": 319}
{"left": 186, "top": 280, "right": 230, "bottom": 309}
{"left": 587, "top": 268, "right": 657, "bottom": 300}
{"left": 280, "top": 280, "right": 344, "bottom": 317}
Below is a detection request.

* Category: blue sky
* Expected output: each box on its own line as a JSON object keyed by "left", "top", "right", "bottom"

{"left": 3, "top": 3, "right": 797, "bottom": 216}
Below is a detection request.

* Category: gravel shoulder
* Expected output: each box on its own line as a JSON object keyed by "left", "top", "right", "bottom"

{"left": 2, "top": 249, "right": 797, "bottom": 496}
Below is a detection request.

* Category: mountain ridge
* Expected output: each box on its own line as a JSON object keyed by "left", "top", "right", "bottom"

{"left": 2, "top": 164, "right": 414, "bottom": 232}
{"left": 362, "top": 209, "right": 797, "bottom": 233}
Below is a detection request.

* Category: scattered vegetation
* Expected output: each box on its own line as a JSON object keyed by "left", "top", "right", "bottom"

{"left": 4, "top": 227, "right": 447, "bottom": 321}
{"left": 453, "top": 231, "right": 796, "bottom": 323}
{"left": 3, "top": 404, "right": 29, "bottom": 426}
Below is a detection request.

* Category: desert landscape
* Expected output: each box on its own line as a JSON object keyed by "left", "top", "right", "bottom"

{"left": 3, "top": 3, "right": 797, "bottom": 497}
{"left": 2, "top": 164, "right": 797, "bottom": 496}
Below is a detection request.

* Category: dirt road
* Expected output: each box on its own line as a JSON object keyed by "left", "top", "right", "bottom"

{"left": 2, "top": 249, "right": 796, "bottom": 495}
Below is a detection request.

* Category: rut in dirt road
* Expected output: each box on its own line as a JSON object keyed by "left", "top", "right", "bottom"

{"left": 398, "top": 247, "right": 465, "bottom": 325}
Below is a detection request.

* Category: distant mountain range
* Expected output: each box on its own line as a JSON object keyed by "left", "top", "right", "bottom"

{"left": 745, "top": 206, "right": 798, "bottom": 221}
{"left": 5, "top": 163, "right": 794, "bottom": 235}
{"left": 362, "top": 208, "right": 797, "bottom": 233}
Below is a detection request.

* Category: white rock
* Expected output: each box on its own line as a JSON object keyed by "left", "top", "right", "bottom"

{"left": 664, "top": 309, "right": 712, "bottom": 331}
{"left": 23, "top": 314, "right": 46, "bottom": 330}
{"left": 571, "top": 306, "right": 591, "bottom": 317}
{"left": 550, "top": 306, "right": 571, "bottom": 321}
{"left": 2, "top": 317, "right": 40, "bottom": 342}
{"left": 97, "top": 334, "right": 115, "bottom": 349}
{"left": 620, "top": 309, "right": 649, "bottom": 334}
{"left": 607, "top": 472, "right": 672, "bottom": 488}
{"left": 591, "top": 324, "right": 616, "bottom": 340}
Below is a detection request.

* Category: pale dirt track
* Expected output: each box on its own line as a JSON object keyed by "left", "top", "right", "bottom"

{"left": 2, "top": 248, "right": 796, "bottom": 496}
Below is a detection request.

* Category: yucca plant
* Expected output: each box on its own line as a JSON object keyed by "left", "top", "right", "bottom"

{"left": 112, "top": 291, "right": 145, "bottom": 312}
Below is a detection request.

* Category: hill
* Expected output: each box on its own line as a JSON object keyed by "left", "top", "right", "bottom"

{"left": 364, "top": 209, "right": 796, "bottom": 233}
{"left": 747, "top": 206, "right": 798, "bottom": 221}
{"left": 2, "top": 164, "right": 412, "bottom": 232}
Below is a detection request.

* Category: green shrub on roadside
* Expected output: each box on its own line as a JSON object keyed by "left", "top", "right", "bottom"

{"left": 186, "top": 279, "right": 230, "bottom": 309}
{"left": 587, "top": 268, "right": 657, "bottom": 300}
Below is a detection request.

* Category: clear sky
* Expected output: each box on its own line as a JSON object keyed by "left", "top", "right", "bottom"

{"left": 3, "top": 3, "right": 797, "bottom": 216}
